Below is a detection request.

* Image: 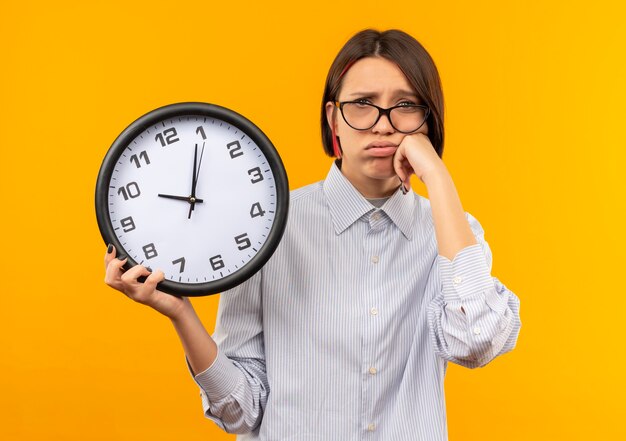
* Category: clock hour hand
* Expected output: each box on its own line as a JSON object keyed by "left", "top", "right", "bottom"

{"left": 158, "top": 193, "right": 204, "bottom": 203}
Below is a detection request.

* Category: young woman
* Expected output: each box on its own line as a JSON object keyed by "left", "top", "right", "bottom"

{"left": 104, "top": 29, "right": 521, "bottom": 441}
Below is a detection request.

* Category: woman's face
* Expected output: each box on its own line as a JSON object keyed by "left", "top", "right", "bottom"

{"left": 325, "top": 56, "right": 428, "bottom": 195}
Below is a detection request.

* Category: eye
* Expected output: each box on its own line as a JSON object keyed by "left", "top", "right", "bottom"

{"left": 354, "top": 98, "right": 371, "bottom": 105}
{"left": 397, "top": 100, "right": 417, "bottom": 107}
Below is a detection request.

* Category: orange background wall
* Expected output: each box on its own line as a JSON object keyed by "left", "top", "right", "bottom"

{"left": 1, "top": 1, "right": 624, "bottom": 439}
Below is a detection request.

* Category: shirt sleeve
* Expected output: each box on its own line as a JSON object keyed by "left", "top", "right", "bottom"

{"left": 426, "top": 212, "right": 522, "bottom": 368}
{"left": 185, "top": 270, "right": 269, "bottom": 434}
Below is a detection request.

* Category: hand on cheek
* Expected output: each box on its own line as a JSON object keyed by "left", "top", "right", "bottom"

{"left": 393, "top": 133, "right": 444, "bottom": 189}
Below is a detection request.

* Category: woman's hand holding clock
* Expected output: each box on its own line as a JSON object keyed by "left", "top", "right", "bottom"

{"left": 104, "top": 244, "right": 189, "bottom": 320}
{"left": 104, "top": 243, "right": 220, "bottom": 375}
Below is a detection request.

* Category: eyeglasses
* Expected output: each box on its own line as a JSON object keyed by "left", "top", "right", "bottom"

{"left": 334, "top": 100, "right": 430, "bottom": 133}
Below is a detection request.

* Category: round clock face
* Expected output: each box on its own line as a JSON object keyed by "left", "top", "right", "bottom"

{"left": 95, "top": 102, "right": 289, "bottom": 296}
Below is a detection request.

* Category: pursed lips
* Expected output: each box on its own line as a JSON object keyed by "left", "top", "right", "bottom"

{"left": 366, "top": 141, "right": 398, "bottom": 157}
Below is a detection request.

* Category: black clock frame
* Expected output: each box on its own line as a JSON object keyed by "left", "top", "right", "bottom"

{"left": 95, "top": 102, "right": 289, "bottom": 296}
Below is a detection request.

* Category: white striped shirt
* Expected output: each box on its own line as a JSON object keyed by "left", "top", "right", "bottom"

{"left": 188, "top": 162, "right": 521, "bottom": 440}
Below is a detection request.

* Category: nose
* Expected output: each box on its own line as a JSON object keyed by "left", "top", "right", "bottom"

{"left": 371, "top": 112, "right": 395, "bottom": 135}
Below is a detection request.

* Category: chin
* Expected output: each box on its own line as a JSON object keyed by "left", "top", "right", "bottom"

{"left": 365, "top": 159, "right": 396, "bottom": 179}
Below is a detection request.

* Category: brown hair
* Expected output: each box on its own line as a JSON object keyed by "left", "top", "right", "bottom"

{"left": 321, "top": 29, "right": 445, "bottom": 158}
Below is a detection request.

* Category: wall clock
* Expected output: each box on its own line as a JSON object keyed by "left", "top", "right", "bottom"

{"left": 95, "top": 102, "right": 289, "bottom": 296}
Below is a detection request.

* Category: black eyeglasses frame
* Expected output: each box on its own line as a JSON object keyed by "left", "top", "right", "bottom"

{"left": 334, "top": 100, "right": 430, "bottom": 133}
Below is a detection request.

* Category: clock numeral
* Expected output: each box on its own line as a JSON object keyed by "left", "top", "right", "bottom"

{"left": 248, "top": 167, "right": 264, "bottom": 184}
{"left": 117, "top": 182, "right": 141, "bottom": 200}
{"left": 130, "top": 150, "right": 150, "bottom": 168}
{"left": 196, "top": 126, "right": 206, "bottom": 140}
{"left": 209, "top": 255, "right": 225, "bottom": 271}
{"left": 172, "top": 257, "right": 186, "bottom": 273}
{"left": 142, "top": 243, "right": 158, "bottom": 260}
{"left": 234, "top": 233, "right": 251, "bottom": 250}
{"left": 120, "top": 216, "right": 136, "bottom": 232}
{"left": 227, "top": 140, "right": 243, "bottom": 159}
{"left": 155, "top": 128, "right": 179, "bottom": 147}
{"left": 250, "top": 202, "right": 266, "bottom": 218}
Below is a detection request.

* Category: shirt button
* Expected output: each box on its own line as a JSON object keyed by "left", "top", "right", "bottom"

{"left": 371, "top": 256, "right": 379, "bottom": 264}
{"left": 369, "top": 367, "right": 377, "bottom": 375}
{"left": 453, "top": 276, "right": 463, "bottom": 285}
{"left": 473, "top": 326, "right": 481, "bottom": 335}
{"left": 367, "top": 423, "right": 376, "bottom": 432}
{"left": 370, "top": 307, "right": 379, "bottom": 316}
{"left": 372, "top": 212, "right": 381, "bottom": 221}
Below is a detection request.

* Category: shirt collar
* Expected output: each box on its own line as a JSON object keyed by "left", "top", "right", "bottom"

{"left": 323, "top": 161, "right": 415, "bottom": 240}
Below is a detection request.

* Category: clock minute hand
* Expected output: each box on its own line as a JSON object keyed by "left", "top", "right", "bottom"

{"left": 158, "top": 194, "right": 204, "bottom": 203}
{"left": 189, "top": 142, "right": 205, "bottom": 219}
{"left": 188, "top": 143, "right": 199, "bottom": 219}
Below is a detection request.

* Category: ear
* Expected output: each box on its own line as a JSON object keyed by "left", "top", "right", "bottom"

{"left": 325, "top": 101, "right": 337, "bottom": 132}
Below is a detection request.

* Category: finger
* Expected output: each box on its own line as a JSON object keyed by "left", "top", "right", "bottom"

{"left": 120, "top": 264, "right": 150, "bottom": 285}
{"left": 104, "top": 254, "right": 128, "bottom": 287}
{"left": 393, "top": 147, "right": 409, "bottom": 183}
{"left": 393, "top": 155, "right": 413, "bottom": 193}
{"left": 142, "top": 269, "right": 165, "bottom": 294}
{"left": 105, "top": 253, "right": 127, "bottom": 274}
{"left": 402, "top": 159, "right": 414, "bottom": 190}
{"left": 104, "top": 243, "right": 116, "bottom": 270}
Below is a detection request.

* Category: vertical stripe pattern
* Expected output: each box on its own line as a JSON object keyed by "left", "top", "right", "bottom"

{"left": 189, "top": 162, "right": 522, "bottom": 440}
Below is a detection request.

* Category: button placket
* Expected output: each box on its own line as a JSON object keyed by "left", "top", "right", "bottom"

{"left": 362, "top": 216, "right": 387, "bottom": 435}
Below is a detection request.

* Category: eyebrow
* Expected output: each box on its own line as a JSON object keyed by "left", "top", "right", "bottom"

{"left": 346, "top": 90, "right": 418, "bottom": 99}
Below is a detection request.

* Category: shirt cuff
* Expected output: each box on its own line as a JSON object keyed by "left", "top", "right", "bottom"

{"left": 438, "top": 243, "right": 495, "bottom": 302}
{"left": 186, "top": 347, "right": 243, "bottom": 403}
